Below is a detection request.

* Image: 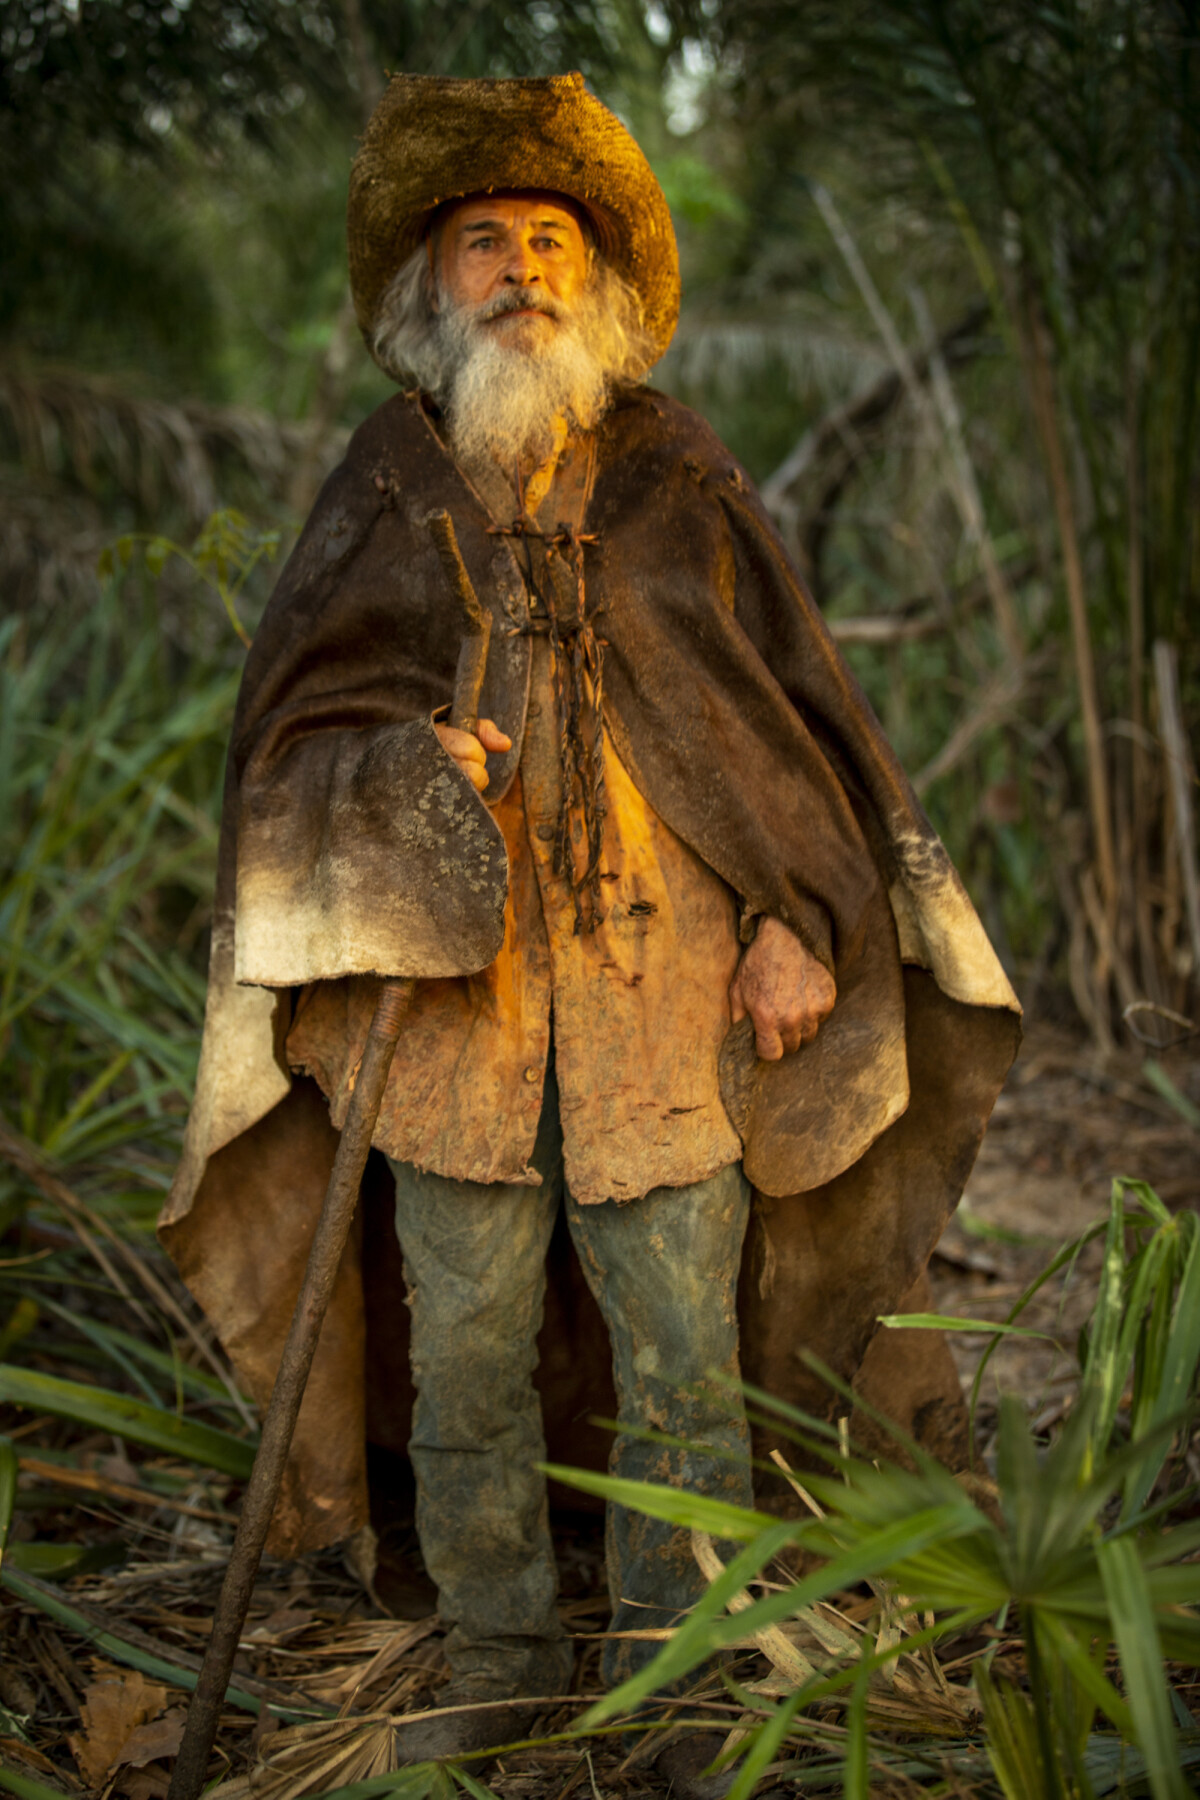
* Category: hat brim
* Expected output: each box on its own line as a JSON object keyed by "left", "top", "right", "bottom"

{"left": 347, "top": 73, "right": 679, "bottom": 374}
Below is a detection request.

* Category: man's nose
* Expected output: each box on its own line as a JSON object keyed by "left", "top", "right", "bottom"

{"left": 502, "top": 242, "right": 541, "bottom": 285}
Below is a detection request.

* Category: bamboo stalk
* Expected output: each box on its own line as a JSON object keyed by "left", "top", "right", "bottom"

{"left": 285, "top": 1, "right": 381, "bottom": 519}
{"left": 809, "top": 184, "right": 1023, "bottom": 664}
{"left": 1023, "top": 298, "right": 1118, "bottom": 919}
{"left": 1126, "top": 353, "right": 1164, "bottom": 1006}
{"left": 908, "top": 283, "right": 1024, "bottom": 666}
{"left": 342, "top": 0, "right": 383, "bottom": 117}
{"left": 1153, "top": 641, "right": 1200, "bottom": 974}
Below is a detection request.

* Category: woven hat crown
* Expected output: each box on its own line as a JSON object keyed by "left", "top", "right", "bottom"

{"left": 347, "top": 72, "right": 680, "bottom": 373}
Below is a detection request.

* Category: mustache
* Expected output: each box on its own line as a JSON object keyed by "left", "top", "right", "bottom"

{"left": 474, "top": 288, "right": 569, "bottom": 325}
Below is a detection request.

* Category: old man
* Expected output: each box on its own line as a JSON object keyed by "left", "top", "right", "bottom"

{"left": 161, "top": 73, "right": 1020, "bottom": 1772}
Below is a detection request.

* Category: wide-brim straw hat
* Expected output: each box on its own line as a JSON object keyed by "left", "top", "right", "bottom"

{"left": 347, "top": 72, "right": 679, "bottom": 374}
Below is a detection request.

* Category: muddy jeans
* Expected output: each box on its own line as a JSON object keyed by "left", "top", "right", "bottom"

{"left": 388, "top": 1060, "right": 752, "bottom": 1698}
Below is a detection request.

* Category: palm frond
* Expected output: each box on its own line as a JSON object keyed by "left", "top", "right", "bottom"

{"left": 0, "top": 364, "right": 348, "bottom": 527}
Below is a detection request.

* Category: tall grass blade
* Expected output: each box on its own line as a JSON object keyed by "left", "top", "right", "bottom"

{"left": 0, "top": 1437, "right": 15, "bottom": 1561}
{"left": 0, "top": 1763, "right": 78, "bottom": 1800}
{"left": 1114, "top": 1180, "right": 1172, "bottom": 1228}
{"left": 1038, "top": 1614, "right": 1130, "bottom": 1738}
{"left": 878, "top": 1312, "right": 1059, "bottom": 1343}
{"left": 95, "top": 1321, "right": 248, "bottom": 1407}
{"left": 538, "top": 1466, "right": 776, "bottom": 1539}
{"left": 1084, "top": 1186, "right": 1134, "bottom": 1470}
{"left": 0, "top": 1365, "right": 255, "bottom": 1477}
{"left": 1097, "top": 1536, "right": 1190, "bottom": 1800}
{"left": 577, "top": 1500, "right": 977, "bottom": 1726}
{"left": 1125, "top": 1221, "right": 1200, "bottom": 1517}
{"left": 723, "top": 1691, "right": 804, "bottom": 1800}
{"left": 975, "top": 1665, "right": 1050, "bottom": 1800}
{"left": 967, "top": 1219, "right": 1111, "bottom": 1434}
{"left": 1141, "top": 1062, "right": 1200, "bottom": 1130}
{"left": 36, "top": 1296, "right": 164, "bottom": 1404}
{"left": 3, "top": 1541, "right": 124, "bottom": 1579}
{"left": 577, "top": 1518, "right": 803, "bottom": 1723}
{"left": 285, "top": 1772, "right": 448, "bottom": 1800}
{"left": 842, "top": 1652, "right": 870, "bottom": 1800}
{"left": 448, "top": 1765, "right": 502, "bottom": 1800}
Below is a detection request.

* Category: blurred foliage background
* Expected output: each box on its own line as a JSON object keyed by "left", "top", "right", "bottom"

{"left": 1, "top": 0, "right": 1199, "bottom": 1216}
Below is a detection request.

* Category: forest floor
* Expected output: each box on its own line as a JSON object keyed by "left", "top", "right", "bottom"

{"left": 1, "top": 1023, "right": 1197, "bottom": 1800}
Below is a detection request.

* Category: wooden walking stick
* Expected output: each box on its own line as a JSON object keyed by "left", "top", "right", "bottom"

{"left": 168, "top": 512, "right": 498, "bottom": 1800}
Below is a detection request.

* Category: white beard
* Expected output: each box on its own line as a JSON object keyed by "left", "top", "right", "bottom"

{"left": 435, "top": 288, "right": 614, "bottom": 472}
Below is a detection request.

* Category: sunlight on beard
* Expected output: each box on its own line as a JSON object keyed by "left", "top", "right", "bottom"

{"left": 436, "top": 289, "right": 614, "bottom": 473}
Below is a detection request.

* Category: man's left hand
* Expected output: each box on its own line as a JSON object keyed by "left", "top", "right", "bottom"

{"left": 729, "top": 916, "right": 836, "bottom": 1060}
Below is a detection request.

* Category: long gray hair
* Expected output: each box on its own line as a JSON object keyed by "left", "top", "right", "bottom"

{"left": 370, "top": 245, "right": 657, "bottom": 395}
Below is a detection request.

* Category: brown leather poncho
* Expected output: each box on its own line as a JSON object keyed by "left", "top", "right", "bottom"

{"left": 159, "top": 384, "right": 1021, "bottom": 1555}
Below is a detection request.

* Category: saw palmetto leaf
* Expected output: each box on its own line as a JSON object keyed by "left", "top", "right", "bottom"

{"left": 553, "top": 1188, "right": 1200, "bottom": 1786}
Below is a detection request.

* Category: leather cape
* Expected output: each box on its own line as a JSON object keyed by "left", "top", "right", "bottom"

{"left": 159, "top": 385, "right": 1021, "bottom": 1556}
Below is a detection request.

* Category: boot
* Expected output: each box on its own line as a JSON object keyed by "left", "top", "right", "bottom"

{"left": 653, "top": 1732, "right": 740, "bottom": 1800}
{"left": 393, "top": 1688, "right": 538, "bottom": 1766}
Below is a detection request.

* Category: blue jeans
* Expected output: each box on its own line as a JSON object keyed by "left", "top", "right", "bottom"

{"left": 388, "top": 1060, "right": 752, "bottom": 1697}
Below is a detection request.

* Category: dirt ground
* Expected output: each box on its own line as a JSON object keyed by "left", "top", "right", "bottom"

{"left": 2, "top": 1023, "right": 1197, "bottom": 1798}
{"left": 928, "top": 1022, "right": 1199, "bottom": 1444}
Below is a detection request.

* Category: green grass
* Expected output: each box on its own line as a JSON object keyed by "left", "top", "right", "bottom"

{"left": 548, "top": 1179, "right": 1200, "bottom": 1800}
{"left": 0, "top": 545, "right": 261, "bottom": 1579}
{"left": 0, "top": 560, "right": 239, "bottom": 1232}
{"left": 2, "top": 551, "right": 1196, "bottom": 1797}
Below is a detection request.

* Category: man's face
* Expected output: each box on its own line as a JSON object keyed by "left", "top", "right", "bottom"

{"left": 434, "top": 192, "right": 590, "bottom": 352}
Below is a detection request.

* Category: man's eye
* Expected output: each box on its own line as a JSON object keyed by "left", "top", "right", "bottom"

{"left": 469, "top": 237, "right": 495, "bottom": 251}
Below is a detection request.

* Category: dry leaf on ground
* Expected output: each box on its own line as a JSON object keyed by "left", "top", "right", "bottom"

{"left": 116, "top": 1708, "right": 188, "bottom": 1769}
{"left": 115, "top": 1768, "right": 172, "bottom": 1800}
{"left": 68, "top": 1672, "right": 169, "bottom": 1785}
{"left": 244, "top": 1608, "right": 314, "bottom": 1646}
{"left": 0, "top": 1665, "right": 41, "bottom": 1717}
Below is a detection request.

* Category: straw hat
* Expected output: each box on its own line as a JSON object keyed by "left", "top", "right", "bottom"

{"left": 347, "top": 72, "right": 679, "bottom": 371}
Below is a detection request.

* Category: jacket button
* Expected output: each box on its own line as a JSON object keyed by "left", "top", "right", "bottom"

{"left": 536, "top": 823, "right": 556, "bottom": 840}
{"left": 524, "top": 1066, "right": 540, "bottom": 1083}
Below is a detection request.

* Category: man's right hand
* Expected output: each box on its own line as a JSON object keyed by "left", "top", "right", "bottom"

{"left": 434, "top": 718, "right": 512, "bottom": 792}
{"left": 729, "top": 915, "right": 836, "bottom": 1058}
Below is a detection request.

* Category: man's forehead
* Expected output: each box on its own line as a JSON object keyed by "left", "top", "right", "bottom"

{"left": 436, "top": 190, "right": 589, "bottom": 235}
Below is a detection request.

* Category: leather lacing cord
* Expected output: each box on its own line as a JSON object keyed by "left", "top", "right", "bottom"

{"left": 487, "top": 513, "right": 608, "bottom": 934}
